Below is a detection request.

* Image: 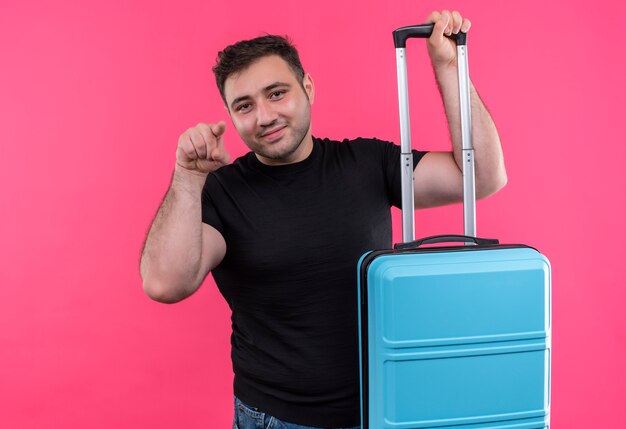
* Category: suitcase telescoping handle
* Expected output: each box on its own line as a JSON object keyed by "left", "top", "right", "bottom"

{"left": 393, "top": 24, "right": 476, "bottom": 244}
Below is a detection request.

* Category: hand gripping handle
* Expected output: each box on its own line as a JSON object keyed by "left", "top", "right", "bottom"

{"left": 392, "top": 24, "right": 467, "bottom": 48}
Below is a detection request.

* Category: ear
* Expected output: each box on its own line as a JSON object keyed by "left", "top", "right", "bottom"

{"left": 302, "top": 73, "right": 315, "bottom": 105}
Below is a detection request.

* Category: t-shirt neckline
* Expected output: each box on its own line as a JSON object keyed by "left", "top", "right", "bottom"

{"left": 248, "top": 136, "right": 320, "bottom": 175}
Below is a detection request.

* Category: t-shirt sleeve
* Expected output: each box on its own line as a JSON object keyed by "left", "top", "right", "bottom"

{"left": 349, "top": 137, "right": 427, "bottom": 209}
{"left": 381, "top": 141, "right": 428, "bottom": 208}
{"left": 201, "top": 174, "right": 225, "bottom": 234}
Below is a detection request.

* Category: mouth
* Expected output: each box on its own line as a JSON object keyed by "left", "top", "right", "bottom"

{"left": 260, "top": 125, "right": 287, "bottom": 141}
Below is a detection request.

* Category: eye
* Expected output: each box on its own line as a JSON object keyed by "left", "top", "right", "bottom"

{"left": 236, "top": 103, "right": 252, "bottom": 113}
{"left": 269, "top": 90, "right": 286, "bottom": 100}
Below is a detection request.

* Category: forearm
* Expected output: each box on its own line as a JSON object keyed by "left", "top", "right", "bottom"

{"left": 435, "top": 66, "right": 507, "bottom": 197}
{"left": 140, "top": 168, "right": 207, "bottom": 302}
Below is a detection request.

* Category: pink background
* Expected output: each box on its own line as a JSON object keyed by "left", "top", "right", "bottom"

{"left": 1, "top": 0, "right": 625, "bottom": 427}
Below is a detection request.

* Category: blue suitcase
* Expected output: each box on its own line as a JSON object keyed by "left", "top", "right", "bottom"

{"left": 357, "top": 25, "right": 551, "bottom": 429}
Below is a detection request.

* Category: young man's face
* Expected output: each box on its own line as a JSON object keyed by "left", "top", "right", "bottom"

{"left": 223, "top": 55, "right": 315, "bottom": 165}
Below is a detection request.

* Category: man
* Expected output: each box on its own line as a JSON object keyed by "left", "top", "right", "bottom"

{"left": 140, "top": 10, "right": 507, "bottom": 429}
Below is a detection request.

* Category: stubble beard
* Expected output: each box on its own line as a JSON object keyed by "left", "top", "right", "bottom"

{"left": 249, "top": 107, "right": 311, "bottom": 163}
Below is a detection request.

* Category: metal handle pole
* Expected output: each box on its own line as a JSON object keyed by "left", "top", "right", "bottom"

{"left": 457, "top": 43, "right": 476, "bottom": 238}
{"left": 396, "top": 47, "right": 415, "bottom": 243}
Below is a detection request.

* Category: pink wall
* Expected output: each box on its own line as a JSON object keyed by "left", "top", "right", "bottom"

{"left": 1, "top": 0, "right": 624, "bottom": 427}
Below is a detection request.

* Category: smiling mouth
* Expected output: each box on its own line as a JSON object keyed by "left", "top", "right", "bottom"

{"left": 260, "top": 125, "right": 287, "bottom": 140}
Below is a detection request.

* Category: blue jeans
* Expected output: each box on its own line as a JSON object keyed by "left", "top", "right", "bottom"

{"left": 233, "top": 396, "right": 360, "bottom": 429}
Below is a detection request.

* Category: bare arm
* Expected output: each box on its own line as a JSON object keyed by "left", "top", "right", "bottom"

{"left": 140, "top": 122, "right": 230, "bottom": 303}
{"left": 413, "top": 10, "right": 507, "bottom": 209}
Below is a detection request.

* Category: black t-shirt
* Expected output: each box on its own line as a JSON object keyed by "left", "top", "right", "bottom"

{"left": 201, "top": 136, "right": 426, "bottom": 427}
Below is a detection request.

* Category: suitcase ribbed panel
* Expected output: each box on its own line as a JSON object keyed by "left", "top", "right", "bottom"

{"left": 358, "top": 247, "right": 551, "bottom": 429}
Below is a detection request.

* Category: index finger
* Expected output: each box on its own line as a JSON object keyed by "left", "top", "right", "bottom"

{"left": 209, "top": 121, "right": 226, "bottom": 138}
{"left": 426, "top": 10, "right": 449, "bottom": 42}
{"left": 426, "top": 10, "right": 441, "bottom": 24}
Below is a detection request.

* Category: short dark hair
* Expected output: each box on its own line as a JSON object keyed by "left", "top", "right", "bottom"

{"left": 212, "top": 35, "right": 305, "bottom": 103}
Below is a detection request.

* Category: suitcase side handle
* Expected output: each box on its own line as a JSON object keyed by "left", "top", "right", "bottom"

{"left": 393, "top": 24, "right": 467, "bottom": 48}
{"left": 394, "top": 234, "right": 499, "bottom": 250}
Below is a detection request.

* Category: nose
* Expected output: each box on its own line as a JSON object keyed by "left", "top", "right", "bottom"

{"left": 256, "top": 99, "right": 278, "bottom": 128}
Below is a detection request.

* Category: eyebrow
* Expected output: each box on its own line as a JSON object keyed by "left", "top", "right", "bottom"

{"left": 230, "top": 81, "right": 291, "bottom": 109}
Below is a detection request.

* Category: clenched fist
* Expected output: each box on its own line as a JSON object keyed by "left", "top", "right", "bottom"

{"left": 176, "top": 121, "right": 231, "bottom": 176}
{"left": 426, "top": 10, "right": 472, "bottom": 70}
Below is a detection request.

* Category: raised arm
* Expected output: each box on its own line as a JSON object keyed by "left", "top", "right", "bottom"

{"left": 140, "top": 122, "right": 230, "bottom": 303}
{"left": 413, "top": 10, "right": 507, "bottom": 209}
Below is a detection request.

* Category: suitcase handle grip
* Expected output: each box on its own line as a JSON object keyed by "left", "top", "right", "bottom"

{"left": 393, "top": 24, "right": 467, "bottom": 48}
{"left": 394, "top": 234, "right": 499, "bottom": 250}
